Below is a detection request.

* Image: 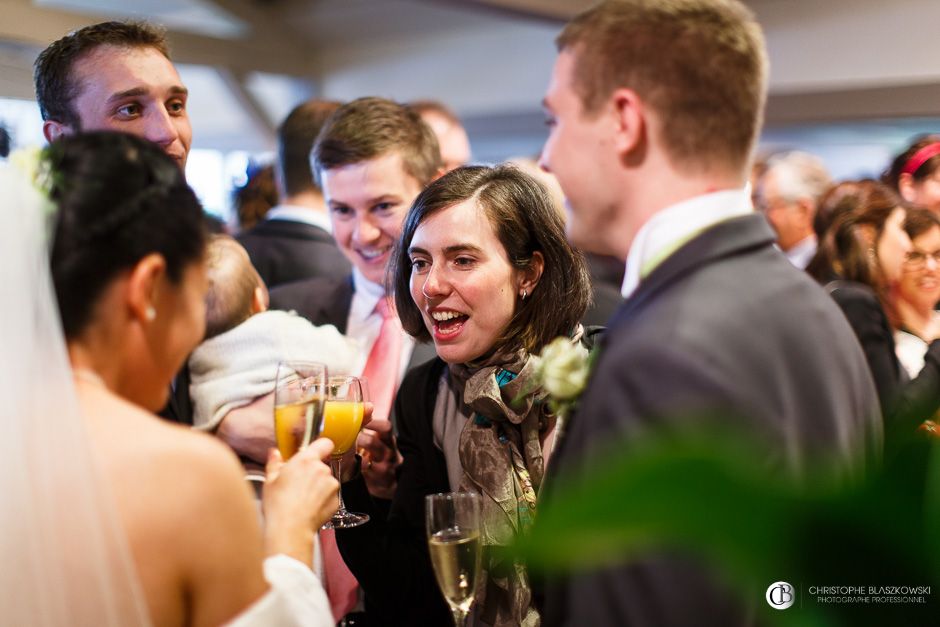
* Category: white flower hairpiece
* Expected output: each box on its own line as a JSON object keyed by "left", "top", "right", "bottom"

{"left": 9, "top": 147, "right": 56, "bottom": 220}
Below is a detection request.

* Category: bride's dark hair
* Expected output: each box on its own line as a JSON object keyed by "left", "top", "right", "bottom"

{"left": 47, "top": 131, "right": 207, "bottom": 338}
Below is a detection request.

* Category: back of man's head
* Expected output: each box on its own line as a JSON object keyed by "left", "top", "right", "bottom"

{"left": 765, "top": 151, "right": 832, "bottom": 208}
{"left": 34, "top": 21, "right": 169, "bottom": 130}
{"left": 312, "top": 96, "right": 442, "bottom": 186}
{"left": 204, "top": 235, "right": 266, "bottom": 339}
{"left": 557, "top": 0, "right": 767, "bottom": 176}
{"left": 277, "top": 99, "right": 341, "bottom": 198}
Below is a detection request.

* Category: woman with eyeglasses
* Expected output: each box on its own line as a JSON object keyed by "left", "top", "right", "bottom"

{"left": 891, "top": 208, "right": 940, "bottom": 378}
{"left": 809, "top": 181, "right": 940, "bottom": 446}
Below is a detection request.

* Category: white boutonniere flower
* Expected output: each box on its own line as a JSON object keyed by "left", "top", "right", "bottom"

{"left": 534, "top": 337, "right": 591, "bottom": 410}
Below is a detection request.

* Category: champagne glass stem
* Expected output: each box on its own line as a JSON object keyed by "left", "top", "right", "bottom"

{"left": 451, "top": 607, "right": 467, "bottom": 627}
{"left": 330, "top": 456, "right": 347, "bottom": 513}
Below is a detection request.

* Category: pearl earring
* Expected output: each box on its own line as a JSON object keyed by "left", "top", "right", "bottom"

{"left": 145, "top": 306, "right": 156, "bottom": 321}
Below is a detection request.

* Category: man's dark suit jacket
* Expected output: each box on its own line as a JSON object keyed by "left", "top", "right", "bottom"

{"left": 237, "top": 218, "right": 351, "bottom": 289}
{"left": 542, "top": 214, "right": 882, "bottom": 627}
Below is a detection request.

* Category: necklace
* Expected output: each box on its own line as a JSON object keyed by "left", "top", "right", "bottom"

{"left": 72, "top": 368, "right": 107, "bottom": 389}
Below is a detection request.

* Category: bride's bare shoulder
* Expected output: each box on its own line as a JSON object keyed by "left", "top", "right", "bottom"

{"left": 83, "top": 387, "right": 243, "bottom": 473}
{"left": 78, "top": 384, "right": 268, "bottom": 626}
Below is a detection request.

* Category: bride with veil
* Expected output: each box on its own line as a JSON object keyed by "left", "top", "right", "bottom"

{"left": 0, "top": 131, "right": 339, "bottom": 626}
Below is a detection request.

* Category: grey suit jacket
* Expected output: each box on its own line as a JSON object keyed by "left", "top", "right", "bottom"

{"left": 542, "top": 214, "right": 882, "bottom": 627}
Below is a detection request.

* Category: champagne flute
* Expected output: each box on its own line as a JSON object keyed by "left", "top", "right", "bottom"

{"left": 320, "top": 375, "right": 369, "bottom": 529}
{"left": 426, "top": 492, "right": 483, "bottom": 626}
{"left": 273, "top": 361, "right": 327, "bottom": 461}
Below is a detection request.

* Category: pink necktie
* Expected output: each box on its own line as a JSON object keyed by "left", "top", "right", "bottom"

{"left": 361, "top": 296, "right": 403, "bottom": 423}
{"left": 320, "top": 529, "right": 358, "bottom": 621}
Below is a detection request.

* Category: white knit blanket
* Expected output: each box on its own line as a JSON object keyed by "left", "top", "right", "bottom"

{"left": 188, "top": 310, "right": 355, "bottom": 430}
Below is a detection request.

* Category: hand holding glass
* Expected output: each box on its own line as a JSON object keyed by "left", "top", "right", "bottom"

{"left": 273, "top": 362, "right": 327, "bottom": 461}
{"left": 426, "top": 492, "right": 483, "bottom": 626}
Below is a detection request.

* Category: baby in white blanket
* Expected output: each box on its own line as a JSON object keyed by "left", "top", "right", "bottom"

{"left": 188, "top": 236, "right": 355, "bottom": 463}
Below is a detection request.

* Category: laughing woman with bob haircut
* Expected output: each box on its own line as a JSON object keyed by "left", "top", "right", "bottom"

{"left": 335, "top": 165, "right": 595, "bottom": 626}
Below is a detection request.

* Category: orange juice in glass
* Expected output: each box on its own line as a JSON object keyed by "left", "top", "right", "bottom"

{"left": 321, "top": 400, "right": 365, "bottom": 455}
{"left": 321, "top": 375, "right": 369, "bottom": 529}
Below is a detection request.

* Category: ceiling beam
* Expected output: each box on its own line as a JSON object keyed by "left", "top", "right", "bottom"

{"left": 441, "top": 0, "right": 585, "bottom": 21}
{"left": 214, "top": 66, "right": 277, "bottom": 149}
{"left": 0, "top": 0, "right": 313, "bottom": 77}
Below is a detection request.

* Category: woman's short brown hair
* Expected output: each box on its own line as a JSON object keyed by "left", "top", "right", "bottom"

{"left": 390, "top": 165, "right": 592, "bottom": 356}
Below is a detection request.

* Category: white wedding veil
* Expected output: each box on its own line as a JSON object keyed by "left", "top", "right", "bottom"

{"left": 0, "top": 158, "right": 150, "bottom": 625}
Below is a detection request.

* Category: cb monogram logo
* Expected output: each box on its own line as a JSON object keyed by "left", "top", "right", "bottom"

{"left": 766, "top": 581, "right": 795, "bottom": 610}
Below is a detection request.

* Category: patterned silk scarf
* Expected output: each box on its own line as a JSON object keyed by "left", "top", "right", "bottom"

{"left": 447, "top": 349, "right": 550, "bottom": 627}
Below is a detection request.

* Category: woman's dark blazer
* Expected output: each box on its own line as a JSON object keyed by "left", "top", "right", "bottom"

{"left": 828, "top": 280, "right": 940, "bottom": 437}
{"left": 335, "top": 357, "right": 452, "bottom": 626}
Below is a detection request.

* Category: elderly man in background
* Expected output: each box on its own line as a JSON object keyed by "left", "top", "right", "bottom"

{"left": 756, "top": 150, "right": 833, "bottom": 269}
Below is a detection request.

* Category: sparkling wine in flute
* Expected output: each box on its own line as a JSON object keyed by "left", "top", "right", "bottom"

{"left": 428, "top": 528, "right": 482, "bottom": 615}
{"left": 426, "top": 492, "right": 482, "bottom": 626}
{"left": 273, "top": 361, "right": 328, "bottom": 461}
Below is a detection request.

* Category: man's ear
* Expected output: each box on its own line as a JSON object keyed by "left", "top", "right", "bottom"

{"left": 610, "top": 87, "right": 645, "bottom": 157}
{"left": 42, "top": 120, "right": 74, "bottom": 144}
{"left": 126, "top": 253, "right": 167, "bottom": 323}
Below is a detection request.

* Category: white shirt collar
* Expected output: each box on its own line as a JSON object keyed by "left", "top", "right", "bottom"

{"left": 265, "top": 203, "right": 333, "bottom": 233}
{"left": 621, "top": 187, "right": 753, "bottom": 298}
{"left": 783, "top": 234, "right": 818, "bottom": 270}
{"left": 350, "top": 267, "right": 386, "bottom": 316}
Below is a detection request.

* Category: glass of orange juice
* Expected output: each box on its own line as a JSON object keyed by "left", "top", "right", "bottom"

{"left": 320, "top": 375, "right": 369, "bottom": 529}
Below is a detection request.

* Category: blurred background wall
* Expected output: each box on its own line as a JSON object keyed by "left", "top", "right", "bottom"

{"left": 2, "top": 0, "right": 939, "bottom": 221}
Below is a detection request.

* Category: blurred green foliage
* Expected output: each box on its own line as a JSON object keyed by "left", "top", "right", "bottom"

{"left": 515, "top": 425, "right": 940, "bottom": 625}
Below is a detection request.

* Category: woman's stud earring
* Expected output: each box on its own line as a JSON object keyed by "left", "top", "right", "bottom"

{"left": 145, "top": 306, "right": 156, "bottom": 321}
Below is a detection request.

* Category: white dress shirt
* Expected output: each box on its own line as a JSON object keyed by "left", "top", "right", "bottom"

{"left": 621, "top": 187, "right": 754, "bottom": 298}
{"left": 783, "top": 234, "right": 818, "bottom": 270}
{"left": 346, "top": 268, "right": 416, "bottom": 384}
{"left": 265, "top": 203, "right": 333, "bottom": 233}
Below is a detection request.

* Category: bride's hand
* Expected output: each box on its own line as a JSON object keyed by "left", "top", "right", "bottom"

{"left": 262, "top": 439, "right": 338, "bottom": 565}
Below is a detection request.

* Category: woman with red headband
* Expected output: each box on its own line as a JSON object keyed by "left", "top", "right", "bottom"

{"left": 884, "top": 134, "right": 940, "bottom": 214}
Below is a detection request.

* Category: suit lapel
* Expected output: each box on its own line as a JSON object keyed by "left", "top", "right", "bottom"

{"left": 608, "top": 214, "right": 776, "bottom": 334}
